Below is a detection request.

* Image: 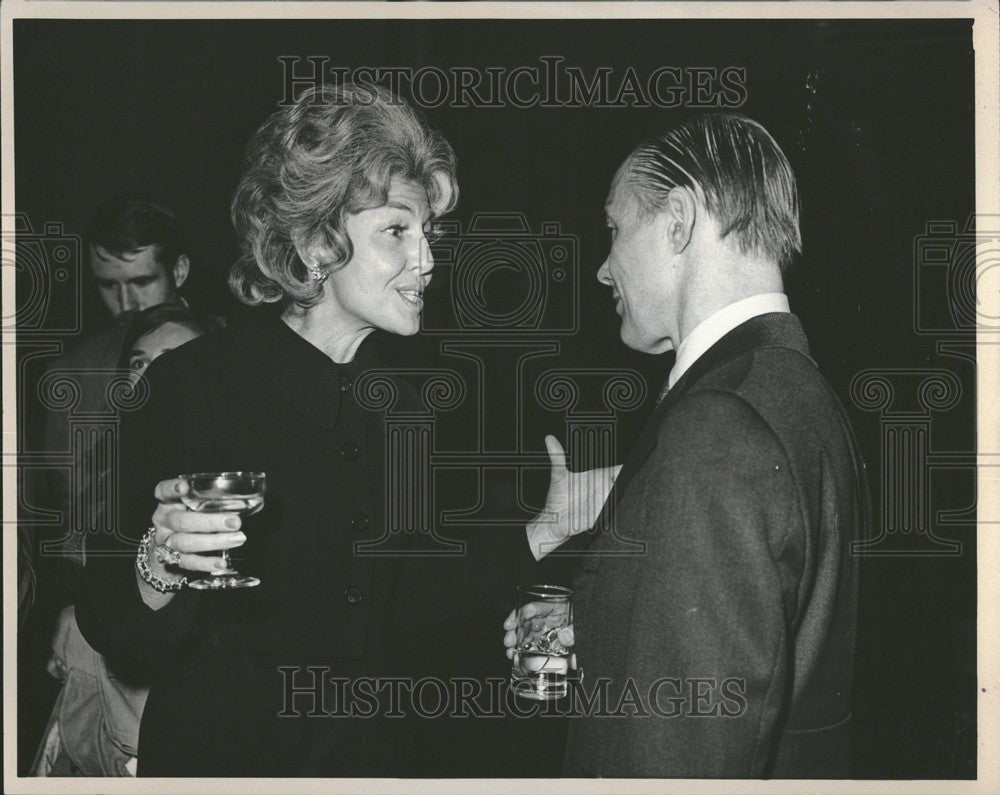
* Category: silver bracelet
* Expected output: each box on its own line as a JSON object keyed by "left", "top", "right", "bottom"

{"left": 136, "top": 527, "right": 188, "bottom": 593}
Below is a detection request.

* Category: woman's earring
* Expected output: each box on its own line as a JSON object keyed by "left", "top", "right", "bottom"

{"left": 306, "top": 264, "right": 330, "bottom": 284}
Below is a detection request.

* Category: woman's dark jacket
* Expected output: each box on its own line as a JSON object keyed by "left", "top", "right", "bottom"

{"left": 76, "top": 309, "right": 534, "bottom": 776}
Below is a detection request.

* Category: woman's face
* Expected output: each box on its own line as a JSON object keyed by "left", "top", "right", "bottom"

{"left": 322, "top": 177, "right": 436, "bottom": 337}
{"left": 127, "top": 321, "right": 202, "bottom": 381}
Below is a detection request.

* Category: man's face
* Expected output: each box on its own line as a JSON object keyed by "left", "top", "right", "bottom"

{"left": 597, "top": 177, "right": 680, "bottom": 354}
{"left": 89, "top": 244, "right": 185, "bottom": 320}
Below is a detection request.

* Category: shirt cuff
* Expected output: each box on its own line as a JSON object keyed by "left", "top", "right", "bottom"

{"left": 526, "top": 523, "right": 564, "bottom": 561}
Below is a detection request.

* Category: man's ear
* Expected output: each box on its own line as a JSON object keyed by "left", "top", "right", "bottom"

{"left": 171, "top": 254, "right": 190, "bottom": 289}
{"left": 663, "top": 187, "right": 697, "bottom": 254}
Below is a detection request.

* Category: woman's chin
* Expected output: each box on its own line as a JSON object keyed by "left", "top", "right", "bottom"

{"left": 379, "top": 317, "right": 421, "bottom": 337}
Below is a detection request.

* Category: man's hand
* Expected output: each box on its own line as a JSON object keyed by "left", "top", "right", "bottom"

{"left": 502, "top": 605, "right": 575, "bottom": 660}
{"left": 526, "top": 435, "right": 621, "bottom": 560}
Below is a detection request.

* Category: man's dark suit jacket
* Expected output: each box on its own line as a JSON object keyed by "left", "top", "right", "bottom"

{"left": 564, "top": 312, "right": 866, "bottom": 778}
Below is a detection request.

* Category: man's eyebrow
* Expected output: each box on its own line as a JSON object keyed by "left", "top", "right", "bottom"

{"left": 129, "top": 348, "right": 146, "bottom": 359}
{"left": 96, "top": 274, "right": 159, "bottom": 285}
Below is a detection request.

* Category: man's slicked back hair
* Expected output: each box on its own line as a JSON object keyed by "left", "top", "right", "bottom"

{"left": 624, "top": 112, "right": 801, "bottom": 270}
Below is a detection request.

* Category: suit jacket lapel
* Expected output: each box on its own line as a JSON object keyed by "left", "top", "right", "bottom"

{"left": 579, "top": 312, "right": 814, "bottom": 560}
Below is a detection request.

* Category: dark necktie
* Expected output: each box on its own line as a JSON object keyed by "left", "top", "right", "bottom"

{"left": 657, "top": 375, "right": 672, "bottom": 404}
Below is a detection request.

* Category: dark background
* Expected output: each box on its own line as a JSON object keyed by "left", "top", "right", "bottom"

{"left": 14, "top": 18, "right": 977, "bottom": 777}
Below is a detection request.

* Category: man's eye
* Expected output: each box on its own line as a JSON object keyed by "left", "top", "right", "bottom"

{"left": 129, "top": 359, "right": 146, "bottom": 371}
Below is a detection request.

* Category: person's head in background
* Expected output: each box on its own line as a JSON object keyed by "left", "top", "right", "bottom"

{"left": 85, "top": 195, "right": 191, "bottom": 322}
{"left": 119, "top": 304, "right": 222, "bottom": 382}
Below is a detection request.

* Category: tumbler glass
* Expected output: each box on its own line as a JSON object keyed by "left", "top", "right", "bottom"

{"left": 509, "top": 584, "right": 575, "bottom": 700}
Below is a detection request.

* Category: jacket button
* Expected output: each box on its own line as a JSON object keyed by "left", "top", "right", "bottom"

{"left": 340, "top": 376, "right": 353, "bottom": 392}
{"left": 351, "top": 511, "right": 369, "bottom": 532}
{"left": 344, "top": 587, "right": 364, "bottom": 605}
{"left": 340, "top": 445, "right": 359, "bottom": 460}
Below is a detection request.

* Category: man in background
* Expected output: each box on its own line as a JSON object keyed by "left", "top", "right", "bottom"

{"left": 41, "top": 195, "right": 191, "bottom": 569}
{"left": 22, "top": 196, "right": 197, "bottom": 774}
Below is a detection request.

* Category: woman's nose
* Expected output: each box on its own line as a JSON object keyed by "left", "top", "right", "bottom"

{"left": 416, "top": 236, "right": 435, "bottom": 276}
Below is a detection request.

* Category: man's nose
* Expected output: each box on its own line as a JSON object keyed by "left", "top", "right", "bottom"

{"left": 596, "top": 258, "right": 612, "bottom": 286}
{"left": 119, "top": 285, "right": 139, "bottom": 313}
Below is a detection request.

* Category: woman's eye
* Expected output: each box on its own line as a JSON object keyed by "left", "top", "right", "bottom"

{"left": 129, "top": 359, "right": 145, "bottom": 371}
{"left": 424, "top": 222, "right": 444, "bottom": 243}
{"left": 386, "top": 224, "right": 407, "bottom": 239}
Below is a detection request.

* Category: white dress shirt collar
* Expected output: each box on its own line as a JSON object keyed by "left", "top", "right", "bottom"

{"left": 667, "top": 292, "right": 790, "bottom": 389}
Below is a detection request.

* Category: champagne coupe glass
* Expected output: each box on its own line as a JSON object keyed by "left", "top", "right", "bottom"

{"left": 180, "top": 471, "right": 266, "bottom": 590}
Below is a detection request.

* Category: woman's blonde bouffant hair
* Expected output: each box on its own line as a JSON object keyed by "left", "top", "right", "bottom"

{"left": 229, "top": 83, "right": 459, "bottom": 308}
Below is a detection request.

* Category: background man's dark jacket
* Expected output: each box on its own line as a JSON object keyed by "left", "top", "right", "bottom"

{"left": 564, "top": 312, "right": 866, "bottom": 778}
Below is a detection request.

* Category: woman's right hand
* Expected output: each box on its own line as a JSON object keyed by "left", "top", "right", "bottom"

{"left": 147, "top": 477, "right": 247, "bottom": 579}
